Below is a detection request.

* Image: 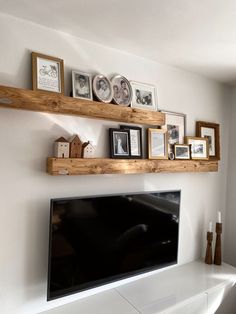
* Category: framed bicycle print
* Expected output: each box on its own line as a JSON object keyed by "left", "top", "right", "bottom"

{"left": 32, "top": 52, "right": 64, "bottom": 94}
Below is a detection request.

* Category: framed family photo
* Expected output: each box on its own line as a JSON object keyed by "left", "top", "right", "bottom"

{"left": 196, "top": 121, "right": 220, "bottom": 160}
{"left": 93, "top": 74, "right": 113, "bottom": 103}
{"left": 185, "top": 136, "right": 209, "bottom": 160}
{"left": 32, "top": 52, "right": 64, "bottom": 94}
{"left": 120, "top": 125, "right": 142, "bottom": 158}
{"left": 72, "top": 71, "right": 93, "bottom": 100}
{"left": 174, "top": 144, "right": 191, "bottom": 160}
{"left": 148, "top": 128, "right": 168, "bottom": 159}
{"left": 109, "top": 128, "right": 130, "bottom": 159}
{"left": 111, "top": 75, "right": 132, "bottom": 106}
{"left": 130, "top": 81, "right": 157, "bottom": 111}
{"left": 161, "top": 110, "right": 186, "bottom": 153}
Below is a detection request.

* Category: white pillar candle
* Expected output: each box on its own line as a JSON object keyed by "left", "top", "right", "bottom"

{"left": 209, "top": 221, "right": 212, "bottom": 232}
{"left": 217, "top": 211, "right": 222, "bottom": 223}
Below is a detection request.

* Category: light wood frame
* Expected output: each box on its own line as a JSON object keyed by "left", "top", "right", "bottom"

{"left": 148, "top": 128, "right": 168, "bottom": 159}
{"left": 185, "top": 136, "right": 209, "bottom": 160}
{"left": 196, "top": 121, "right": 220, "bottom": 161}
{"left": 174, "top": 144, "right": 191, "bottom": 160}
{"left": 32, "top": 52, "right": 64, "bottom": 94}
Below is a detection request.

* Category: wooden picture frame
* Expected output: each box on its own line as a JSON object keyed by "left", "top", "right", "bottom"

{"left": 174, "top": 144, "right": 191, "bottom": 160}
{"left": 148, "top": 128, "right": 168, "bottom": 159}
{"left": 130, "top": 81, "right": 157, "bottom": 111}
{"left": 32, "top": 52, "right": 64, "bottom": 94}
{"left": 120, "top": 125, "right": 142, "bottom": 159}
{"left": 196, "top": 121, "right": 220, "bottom": 160}
{"left": 109, "top": 128, "right": 131, "bottom": 159}
{"left": 185, "top": 136, "right": 209, "bottom": 160}
{"left": 72, "top": 70, "right": 93, "bottom": 100}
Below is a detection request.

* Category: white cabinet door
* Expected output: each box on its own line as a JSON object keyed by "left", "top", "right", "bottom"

{"left": 162, "top": 293, "right": 207, "bottom": 314}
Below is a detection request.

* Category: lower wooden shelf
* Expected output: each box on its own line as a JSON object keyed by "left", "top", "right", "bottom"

{"left": 47, "top": 157, "right": 218, "bottom": 175}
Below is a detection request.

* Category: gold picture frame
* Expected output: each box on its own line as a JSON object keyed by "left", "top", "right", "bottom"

{"left": 148, "top": 128, "right": 168, "bottom": 159}
{"left": 32, "top": 52, "right": 64, "bottom": 94}
{"left": 185, "top": 136, "right": 209, "bottom": 160}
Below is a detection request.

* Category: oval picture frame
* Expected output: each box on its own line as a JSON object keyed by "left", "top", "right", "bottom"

{"left": 110, "top": 75, "right": 132, "bottom": 106}
{"left": 92, "top": 74, "right": 113, "bottom": 103}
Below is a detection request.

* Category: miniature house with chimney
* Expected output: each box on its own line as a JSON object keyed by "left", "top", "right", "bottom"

{"left": 54, "top": 137, "right": 70, "bottom": 158}
{"left": 82, "top": 141, "right": 95, "bottom": 158}
{"left": 70, "top": 135, "right": 83, "bottom": 158}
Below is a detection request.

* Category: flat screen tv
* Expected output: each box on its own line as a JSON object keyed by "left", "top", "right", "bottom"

{"left": 47, "top": 191, "right": 180, "bottom": 300}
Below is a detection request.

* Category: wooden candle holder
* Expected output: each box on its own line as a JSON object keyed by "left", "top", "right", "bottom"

{"left": 214, "top": 222, "right": 222, "bottom": 265}
{"left": 205, "top": 231, "right": 213, "bottom": 264}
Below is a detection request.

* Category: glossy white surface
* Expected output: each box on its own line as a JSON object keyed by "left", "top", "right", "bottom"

{"left": 116, "top": 261, "right": 236, "bottom": 314}
{"left": 39, "top": 290, "right": 138, "bottom": 314}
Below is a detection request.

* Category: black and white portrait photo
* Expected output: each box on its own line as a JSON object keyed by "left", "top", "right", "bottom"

{"left": 167, "top": 124, "right": 179, "bottom": 145}
{"left": 130, "top": 81, "right": 157, "bottom": 111}
{"left": 111, "top": 75, "right": 132, "bottom": 106}
{"left": 93, "top": 75, "right": 113, "bottom": 103}
{"left": 186, "top": 137, "right": 209, "bottom": 160}
{"left": 72, "top": 71, "right": 92, "bottom": 100}
{"left": 109, "top": 129, "right": 130, "bottom": 158}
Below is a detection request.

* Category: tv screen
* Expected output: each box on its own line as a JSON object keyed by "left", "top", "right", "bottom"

{"left": 47, "top": 191, "right": 180, "bottom": 300}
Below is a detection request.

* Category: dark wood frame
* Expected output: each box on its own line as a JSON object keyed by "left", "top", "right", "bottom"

{"left": 109, "top": 128, "right": 131, "bottom": 159}
{"left": 120, "top": 125, "right": 142, "bottom": 159}
{"left": 32, "top": 52, "right": 64, "bottom": 94}
{"left": 185, "top": 136, "right": 209, "bottom": 160}
{"left": 174, "top": 144, "right": 191, "bottom": 160}
{"left": 196, "top": 121, "right": 220, "bottom": 160}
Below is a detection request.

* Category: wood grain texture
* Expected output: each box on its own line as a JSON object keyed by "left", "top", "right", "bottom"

{"left": 47, "top": 158, "right": 218, "bottom": 175}
{"left": 0, "top": 85, "right": 165, "bottom": 126}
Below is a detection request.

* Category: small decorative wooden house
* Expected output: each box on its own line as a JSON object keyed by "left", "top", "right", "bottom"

{"left": 82, "top": 141, "right": 95, "bottom": 158}
{"left": 54, "top": 137, "right": 70, "bottom": 158}
{"left": 70, "top": 135, "right": 83, "bottom": 158}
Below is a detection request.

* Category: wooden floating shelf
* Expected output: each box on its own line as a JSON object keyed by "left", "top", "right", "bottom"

{"left": 0, "top": 85, "right": 165, "bottom": 126}
{"left": 47, "top": 158, "right": 218, "bottom": 176}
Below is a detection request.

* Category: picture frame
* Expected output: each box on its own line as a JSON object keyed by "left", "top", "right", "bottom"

{"left": 185, "top": 136, "right": 209, "bottom": 160}
{"left": 109, "top": 128, "right": 131, "bottom": 159}
{"left": 72, "top": 70, "right": 93, "bottom": 100}
{"left": 110, "top": 75, "right": 132, "bottom": 106}
{"left": 93, "top": 74, "right": 113, "bottom": 103}
{"left": 174, "top": 144, "right": 191, "bottom": 160}
{"left": 148, "top": 128, "right": 168, "bottom": 159}
{"left": 130, "top": 81, "right": 157, "bottom": 111}
{"left": 32, "top": 52, "right": 64, "bottom": 94}
{"left": 196, "top": 121, "right": 220, "bottom": 160}
{"left": 120, "top": 125, "right": 142, "bottom": 159}
{"left": 161, "top": 110, "right": 186, "bottom": 153}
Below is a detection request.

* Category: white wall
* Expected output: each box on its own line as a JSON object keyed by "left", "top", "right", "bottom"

{"left": 0, "top": 12, "right": 232, "bottom": 314}
{"left": 224, "top": 88, "right": 236, "bottom": 266}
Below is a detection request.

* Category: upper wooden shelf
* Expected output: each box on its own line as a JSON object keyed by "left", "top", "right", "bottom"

{"left": 0, "top": 85, "right": 165, "bottom": 126}
{"left": 47, "top": 158, "right": 218, "bottom": 176}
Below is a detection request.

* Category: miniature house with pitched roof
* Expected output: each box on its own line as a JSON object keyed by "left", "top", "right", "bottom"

{"left": 54, "top": 137, "right": 70, "bottom": 158}
{"left": 70, "top": 135, "right": 83, "bottom": 158}
{"left": 82, "top": 141, "right": 95, "bottom": 158}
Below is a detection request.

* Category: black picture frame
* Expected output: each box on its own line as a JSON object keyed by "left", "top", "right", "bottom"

{"left": 120, "top": 125, "right": 143, "bottom": 159}
{"left": 109, "top": 128, "right": 131, "bottom": 159}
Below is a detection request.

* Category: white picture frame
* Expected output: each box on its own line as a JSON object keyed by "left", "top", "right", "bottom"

{"left": 130, "top": 81, "right": 157, "bottom": 111}
{"left": 72, "top": 70, "right": 93, "bottom": 100}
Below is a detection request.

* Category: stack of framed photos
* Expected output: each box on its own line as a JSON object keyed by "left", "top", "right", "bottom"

{"left": 109, "top": 125, "right": 142, "bottom": 159}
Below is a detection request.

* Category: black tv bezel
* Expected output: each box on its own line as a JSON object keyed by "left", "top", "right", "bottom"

{"left": 47, "top": 190, "right": 181, "bottom": 301}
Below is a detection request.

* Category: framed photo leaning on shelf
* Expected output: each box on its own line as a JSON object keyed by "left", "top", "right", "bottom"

{"left": 148, "top": 128, "right": 168, "bottom": 159}
{"left": 120, "top": 125, "right": 142, "bottom": 159}
{"left": 161, "top": 110, "right": 186, "bottom": 154}
{"left": 93, "top": 74, "right": 113, "bottom": 103}
{"left": 196, "top": 121, "right": 220, "bottom": 160}
{"left": 130, "top": 81, "right": 157, "bottom": 111}
{"left": 32, "top": 52, "right": 64, "bottom": 94}
{"left": 110, "top": 75, "right": 132, "bottom": 106}
{"left": 174, "top": 144, "right": 191, "bottom": 160}
{"left": 72, "top": 70, "right": 93, "bottom": 100}
{"left": 109, "top": 128, "right": 131, "bottom": 159}
{"left": 185, "top": 136, "right": 209, "bottom": 160}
